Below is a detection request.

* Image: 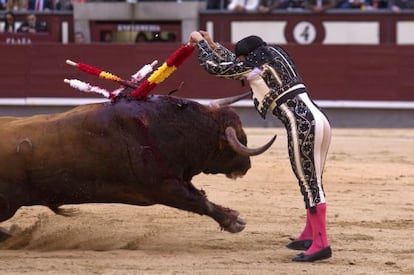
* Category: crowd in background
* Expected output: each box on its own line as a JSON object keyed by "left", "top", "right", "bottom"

{"left": 0, "top": 0, "right": 413, "bottom": 13}
{"left": 0, "top": 0, "right": 413, "bottom": 40}
{"left": 207, "top": 0, "right": 414, "bottom": 13}
{"left": 1, "top": 11, "right": 47, "bottom": 33}
{"left": 0, "top": 0, "right": 84, "bottom": 34}
{"left": 0, "top": 0, "right": 84, "bottom": 11}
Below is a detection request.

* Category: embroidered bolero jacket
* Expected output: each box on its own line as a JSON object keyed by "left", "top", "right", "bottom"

{"left": 196, "top": 39, "right": 305, "bottom": 118}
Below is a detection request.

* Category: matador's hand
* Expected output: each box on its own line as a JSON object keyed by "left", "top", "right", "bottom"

{"left": 188, "top": 31, "right": 204, "bottom": 45}
{"left": 199, "top": 30, "right": 217, "bottom": 50}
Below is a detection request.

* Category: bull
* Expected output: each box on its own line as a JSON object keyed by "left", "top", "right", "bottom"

{"left": 0, "top": 94, "right": 275, "bottom": 240}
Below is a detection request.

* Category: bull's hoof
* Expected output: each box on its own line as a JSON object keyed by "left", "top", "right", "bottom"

{"left": 0, "top": 227, "right": 12, "bottom": 242}
{"left": 220, "top": 209, "right": 246, "bottom": 233}
{"left": 223, "top": 216, "right": 246, "bottom": 233}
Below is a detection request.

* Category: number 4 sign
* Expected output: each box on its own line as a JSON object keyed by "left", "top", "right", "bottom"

{"left": 293, "top": 21, "right": 317, "bottom": 45}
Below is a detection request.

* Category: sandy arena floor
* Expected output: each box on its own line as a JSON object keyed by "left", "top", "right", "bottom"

{"left": 0, "top": 128, "right": 413, "bottom": 275}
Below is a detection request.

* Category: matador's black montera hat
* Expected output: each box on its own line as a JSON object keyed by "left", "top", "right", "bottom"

{"left": 235, "top": 35, "right": 266, "bottom": 57}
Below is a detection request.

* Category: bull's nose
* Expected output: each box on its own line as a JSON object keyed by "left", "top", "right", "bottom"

{"left": 238, "top": 160, "right": 251, "bottom": 176}
{"left": 226, "top": 159, "right": 251, "bottom": 179}
{"left": 244, "top": 159, "right": 251, "bottom": 173}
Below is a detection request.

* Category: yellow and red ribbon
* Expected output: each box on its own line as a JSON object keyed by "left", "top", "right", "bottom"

{"left": 66, "top": 60, "right": 138, "bottom": 89}
{"left": 130, "top": 44, "right": 194, "bottom": 98}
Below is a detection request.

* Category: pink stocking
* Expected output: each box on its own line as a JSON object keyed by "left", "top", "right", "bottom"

{"left": 305, "top": 203, "right": 330, "bottom": 255}
{"left": 296, "top": 211, "right": 312, "bottom": 240}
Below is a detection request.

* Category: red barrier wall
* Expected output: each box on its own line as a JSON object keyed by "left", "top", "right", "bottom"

{"left": 0, "top": 43, "right": 413, "bottom": 101}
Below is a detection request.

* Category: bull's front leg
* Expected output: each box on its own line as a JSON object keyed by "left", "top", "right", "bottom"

{"left": 153, "top": 179, "right": 246, "bottom": 233}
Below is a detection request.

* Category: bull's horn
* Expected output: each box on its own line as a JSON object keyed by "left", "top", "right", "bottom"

{"left": 225, "top": 127, "right": 276, "bottom": 156}
{"left": 209, "top": 91, "right": 252, "bottom": 108}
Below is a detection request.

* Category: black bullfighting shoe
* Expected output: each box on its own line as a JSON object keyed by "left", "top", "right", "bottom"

{"left": 292, "top": 246, "right": 332, "bottom": 262}
{"left": 286, "top": 238, "right": 313, "bottom": 251}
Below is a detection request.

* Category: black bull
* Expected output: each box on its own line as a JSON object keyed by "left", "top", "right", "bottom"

{"left": 0, "top": 95, "right": 275, "bottom": 239}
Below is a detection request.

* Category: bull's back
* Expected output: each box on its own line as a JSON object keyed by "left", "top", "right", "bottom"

{"left": 0, "top": 99, "right": 181, "bottom": 185}
{"left": 0, "top": 103, "right": 115, "bottom": 182}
